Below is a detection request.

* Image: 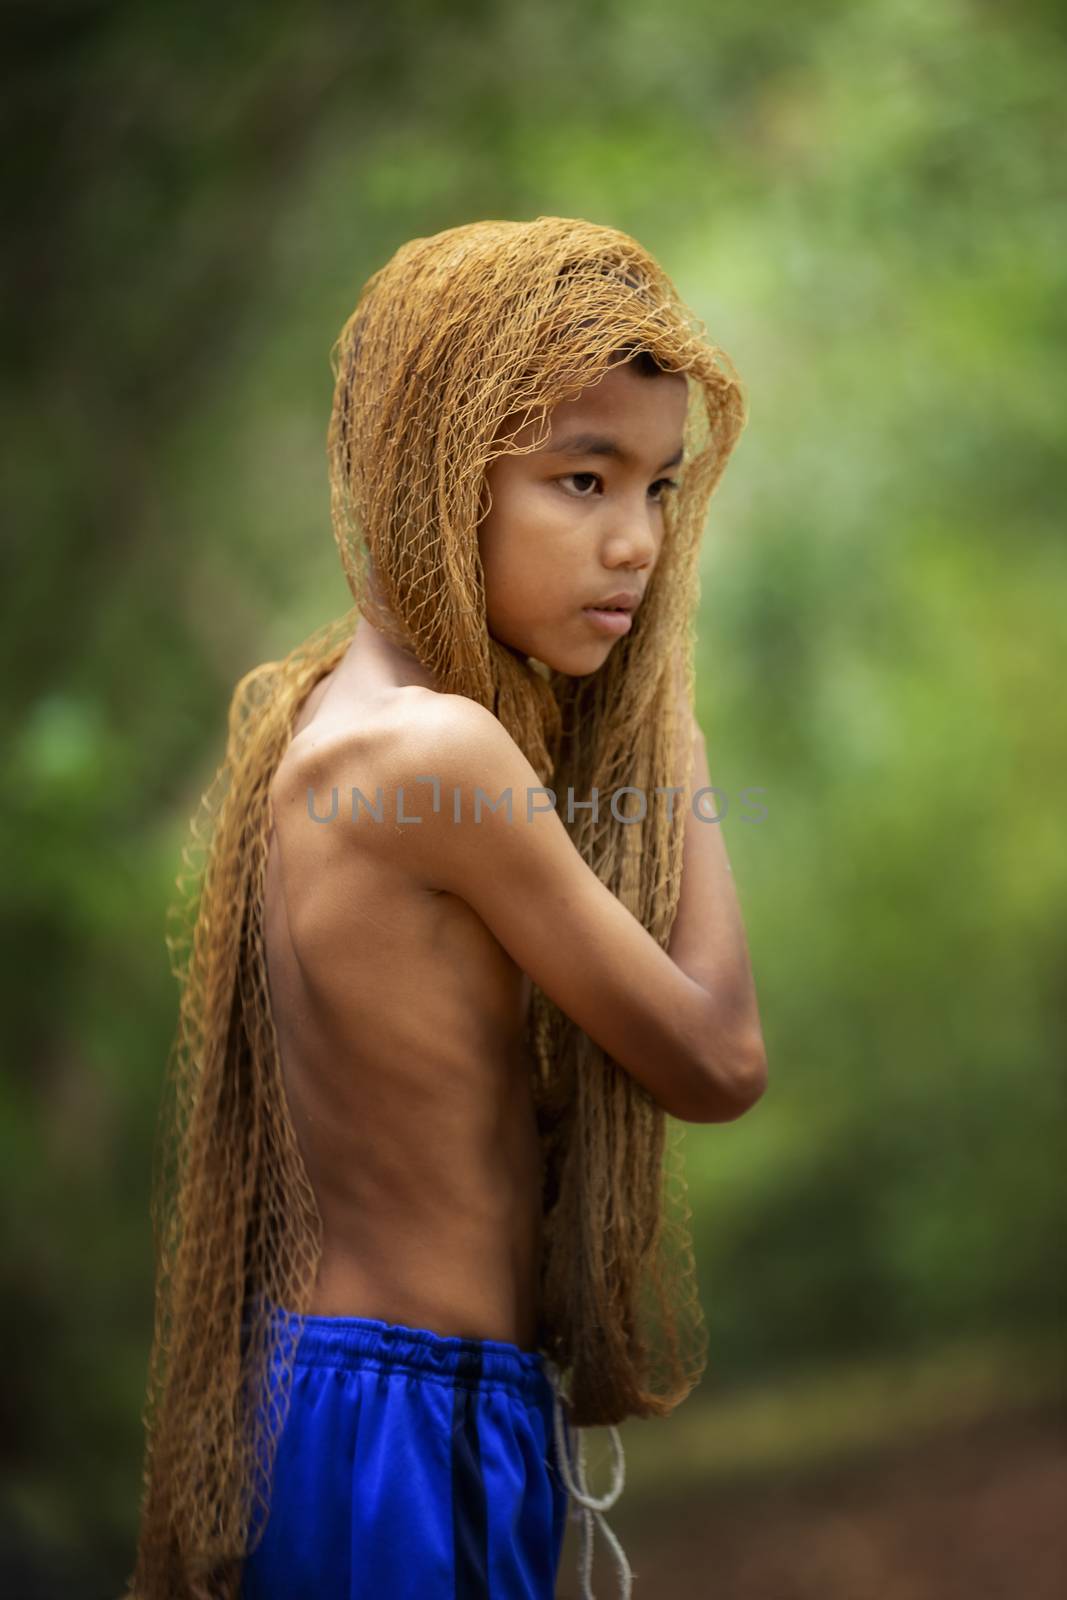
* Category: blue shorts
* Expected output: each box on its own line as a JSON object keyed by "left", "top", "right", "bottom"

{"left": 239, "top": 1306, "right": 571, "bottom": 1600}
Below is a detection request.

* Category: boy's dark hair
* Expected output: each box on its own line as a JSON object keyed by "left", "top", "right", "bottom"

{"left": 618, "top": 345, "right": 673, "bottom": 378}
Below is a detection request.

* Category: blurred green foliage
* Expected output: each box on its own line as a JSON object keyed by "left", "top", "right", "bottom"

{"left": 2, "top": 0, "right": 1063, "bottom": 1590}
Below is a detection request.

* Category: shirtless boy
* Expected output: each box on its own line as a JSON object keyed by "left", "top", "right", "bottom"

{"left": 127, "top": 217, "right": 767, "bottom": 1600}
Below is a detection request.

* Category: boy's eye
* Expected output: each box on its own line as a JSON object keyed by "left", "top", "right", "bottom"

{"left": 566, "top": 472, "right": 601, "bottom": 496}
{"left": 560, "top": 473, "right": 681, "bottom": 500}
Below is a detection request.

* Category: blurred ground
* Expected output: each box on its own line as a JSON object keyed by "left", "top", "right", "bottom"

{"left": 556, "top": 1404, "right": 1066, "bottom": 1600}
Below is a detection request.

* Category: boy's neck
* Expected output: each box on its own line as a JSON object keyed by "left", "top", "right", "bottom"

{"left": 345, "top": 614, "right": 442, "bottom": 694}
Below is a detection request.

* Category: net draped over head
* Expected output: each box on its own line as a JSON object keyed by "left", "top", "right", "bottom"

{"left": 127, "top": 216, "right": 747, "bottom": 1598}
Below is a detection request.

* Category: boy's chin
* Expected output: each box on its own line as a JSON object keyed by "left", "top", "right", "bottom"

{"left": 526, "top": 651, "right": 607, "bottom": 681}
{"left": 488, "top": 631, "right": 609, "bottom": 680}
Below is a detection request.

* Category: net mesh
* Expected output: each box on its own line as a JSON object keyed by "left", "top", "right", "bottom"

{"left": 126, "top": 215, "right": 747, "bottom": 1597}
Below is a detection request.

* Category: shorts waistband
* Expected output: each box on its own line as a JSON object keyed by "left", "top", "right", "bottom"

{"left": 244, "top": 1295, "right": 551, "bottom": 1403}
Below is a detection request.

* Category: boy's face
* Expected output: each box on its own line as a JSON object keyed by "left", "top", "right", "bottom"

{"left": 477, "top": 362, "right": 689, "bottom": 676}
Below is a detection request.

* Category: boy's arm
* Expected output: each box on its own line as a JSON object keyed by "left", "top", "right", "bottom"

{"left": 666, "top": 711, "right": 768, "bottom": 1088}
{"left": 369, "top": 696, "right": 766, "bottom": 1124}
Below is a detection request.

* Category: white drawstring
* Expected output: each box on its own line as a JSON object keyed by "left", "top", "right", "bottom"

{"left": 543, "top": 1358, "right": 633, "bottom": 1599}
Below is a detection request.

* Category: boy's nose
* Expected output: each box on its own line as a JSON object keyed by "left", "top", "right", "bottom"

{"left": 603, "top": 505, "right": 660, "bottom": 570}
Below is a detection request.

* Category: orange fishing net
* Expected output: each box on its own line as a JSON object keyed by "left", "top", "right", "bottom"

{"left": 126, "top": 216, "right": 747, "bottom": 1598}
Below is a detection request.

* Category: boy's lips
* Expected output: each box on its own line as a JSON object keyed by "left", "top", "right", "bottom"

{"left": 586, "top": 590, "right": 641, "bottom": 612}
{"left": 581, "top": 605, "right": 634, "bottom": 636}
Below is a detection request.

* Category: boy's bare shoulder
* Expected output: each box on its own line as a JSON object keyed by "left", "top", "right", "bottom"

{"left": 391, "top": 690, "right": 524, "bottom": 764}
{"left": 273, "top": 689, "right": 520, "bottom": 820}
{"left": 368, "top": 691, "right": 539, "bottom": 823}
{"left": 357, "top": 689, "right": 516, "bottom": 774}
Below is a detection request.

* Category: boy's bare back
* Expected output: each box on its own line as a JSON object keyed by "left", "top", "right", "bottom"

{"left": 265, "top": 654, "right": 545, "bottom": 1350}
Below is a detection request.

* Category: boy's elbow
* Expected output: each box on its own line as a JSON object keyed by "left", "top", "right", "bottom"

{"left": 720, "top": 1040, "right": 769, "bottom": 1121}
{"left": 682, "top": 1033, "right": 769, "bottom": 1125}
